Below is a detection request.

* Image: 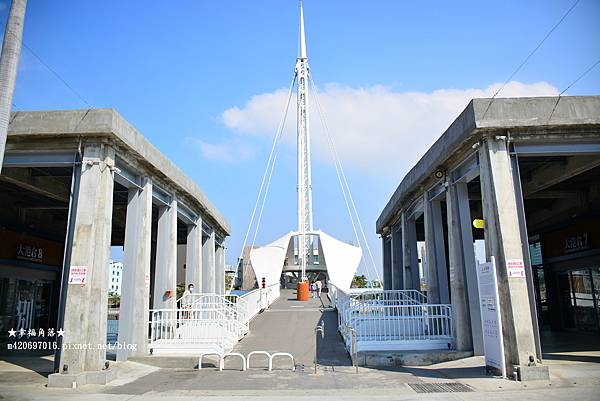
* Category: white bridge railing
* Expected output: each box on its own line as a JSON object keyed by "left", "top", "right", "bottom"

{"left": 330, "top": 285, "right": 454, "bottom": 353}
{"left": 148, "top": 283, "right": 280, "bottom": 356}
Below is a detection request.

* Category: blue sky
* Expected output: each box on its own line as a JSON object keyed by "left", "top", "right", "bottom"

{"left": 2, "top": 0, "right": 599, "bottom": 279}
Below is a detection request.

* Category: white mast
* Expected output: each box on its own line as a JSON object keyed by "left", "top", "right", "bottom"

{"left": 296, "top": 0, "right": 313, "bottom": 281}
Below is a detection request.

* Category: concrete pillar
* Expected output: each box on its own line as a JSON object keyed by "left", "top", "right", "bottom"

{"left": 153, "top": 197, "right": 178, "bottom": 309}
{"left": 185, "top": 217, "right": 203, "bottom": 290}
{"left": 0, "top": 0, "right": 27, "bottom": 173}
{"left": 382, "top": 236, "right": 392, "bottom": 290}
{"left": 453, "top": 181, "right": 483, "bottom": 355}
{"left": 202, "top": 229, "right": 216, "bottom": 293}
{"left": 390, "top": 225, "right": 403, "bottom": 290}
{"left": 401, "top": 213, "right": 420, "bottom": 291}
{"left": 479, "top": 137, "right": 541, "bottom": 375}
{"left": 215, "top": 242, "right": 225, "bottom": 294}
{"left": 117, "top": 178, "right": 152, "bottom": 361}
{"left": 446, "top": 183, "right": 473, "bottom": 352}
{"left": 424, "top": 195, "right": 450, "bottom": 304}
{"left": 59, "top": 144, "right": 115, "bottom": 374}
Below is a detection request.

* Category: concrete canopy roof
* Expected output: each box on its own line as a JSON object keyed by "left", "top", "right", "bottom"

{"left": 7, "top": 108, "right": 231, "bottom": 236}
{"left": 376, "top": 95, "right": 600, "bottom": 234}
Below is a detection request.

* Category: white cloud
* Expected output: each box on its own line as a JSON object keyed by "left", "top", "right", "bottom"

{"left": 188, "top": 137, "right": 255, "bottom": 163}
{"left": 220, "top": 81, "right": 558, "bottom": 178}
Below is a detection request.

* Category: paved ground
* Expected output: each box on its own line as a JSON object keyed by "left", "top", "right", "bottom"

{"left": 231, "top": 289, "right": 351, "bottom": 368}
{"left": 0, "top": 291, "right": 599, "bottom": 400}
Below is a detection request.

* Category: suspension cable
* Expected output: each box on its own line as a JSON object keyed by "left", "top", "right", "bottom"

{"left": 308, "top": 74, "right": 382, "bottom": 286}
{"left": 228, "top": 73, "right": 297, "bottom": 291}
{"left": 250, "top": 77, "right": 296, "bottom": 250}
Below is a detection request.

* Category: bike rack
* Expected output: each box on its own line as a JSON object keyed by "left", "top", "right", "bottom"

{"left": 269, "top": 352, "right": 295, "bottom": 371}
{"left": 314, "top": 320, "right": 325, "bottom": 374}
{"left": 247, "top": 350, "right": 271, "bottom": 370}
{"left": 222, "top": 352, "right": 247, "bottom": 371}
{"left": 198, "top": 352, "right": 223, "bottom": 370}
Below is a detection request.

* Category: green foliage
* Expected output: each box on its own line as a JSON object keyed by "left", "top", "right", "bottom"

{"left": 351, "top": 274, "right": 368, "bottom": 288}
{"left": 225, "top": 273, "right": 234, "bottom": 290}
{"left": 108, "top": 292, "right": 120, "bottom": 307}
{"left": 176, "top": 282, "right": 186, "bottom": 300}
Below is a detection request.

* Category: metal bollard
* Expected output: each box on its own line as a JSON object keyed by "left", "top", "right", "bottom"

{"left": 350, "top": 328, "right": 358, "bottom": 373}
{"left": 314, "top": 320, "right": 325, "bottom": 374}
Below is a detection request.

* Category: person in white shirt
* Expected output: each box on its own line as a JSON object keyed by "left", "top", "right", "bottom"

{"left": 315, "top": 280, "right": 322, "bottom": 297}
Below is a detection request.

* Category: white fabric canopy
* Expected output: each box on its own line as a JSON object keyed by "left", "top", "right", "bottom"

{"left": 249, "top": 230, "right": 361, "bottom": 293}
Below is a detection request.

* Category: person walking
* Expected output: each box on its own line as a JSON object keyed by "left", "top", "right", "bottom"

{"left": 310, "top": 281, "right": 316, "bottom": 298}
{"left": 315, "top": 279, "right": 322, "bottom": 297}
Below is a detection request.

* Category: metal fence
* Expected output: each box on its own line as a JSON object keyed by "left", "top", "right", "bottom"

{"left": 149, "top": 307, "right": 241, "bottom": 354}
{"left": 148, "top": 284, "right": 281, "bottom": 355}
{"left": 331, "top": 284, "right": 453, "bottom": 353}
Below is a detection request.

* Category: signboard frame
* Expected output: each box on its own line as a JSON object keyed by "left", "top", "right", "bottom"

{"left": 476, "top": 256, "right": 506, "bottom": 378}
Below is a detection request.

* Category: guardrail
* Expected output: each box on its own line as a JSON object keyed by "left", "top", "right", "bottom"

{"left": 149, "top": 284, "right": 281, "bottom": 356}
{"left": 330, "top": 284, "right": 453, "bottom": 354}
{"left": 235, "top": 283, "right": 280, "bottom": 321}
{"left": 149, "top": 307, "right": 240, "bottom": 355}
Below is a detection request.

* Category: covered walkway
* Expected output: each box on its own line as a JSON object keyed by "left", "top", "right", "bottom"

{"left": 232, "top": 289, "right": 352, "bottom": 368}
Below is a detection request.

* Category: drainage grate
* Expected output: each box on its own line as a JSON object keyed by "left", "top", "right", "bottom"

{"left": 408, "top": 383, "right": 474, "bottom": 393}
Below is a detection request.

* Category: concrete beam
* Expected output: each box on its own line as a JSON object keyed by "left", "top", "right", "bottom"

{"left": 390, "top": 225, "right": 403, "bottom": 290}
{"left": 382, "top": 236, "right": 392, "bottom": 290}
{"left": 58, "top": 144, "right": 114, "bottom": 374}
{"left": 202, "top": 230, "right": 216, "bottom": 293}
{"left": 117, "top": 178, "right": 152, "bottom": 361}
{"left": 423, "top": 195, "right": 450, "bottom": 304}
{"left": 0, "top": 167, "right": 70, "bottom": 203}
{"left": 455, "top": 181, "right": 483, "bottom": 355}
{"left": 153, "top": 198, "right": 178, "bottom": 309}
{"left": 215, "top": 243, "right": 225, "bottom": 295}
{"left": 185, "top": 218, "right": 203, "bottom": 290}
{"left": 479, "top": 137, "right": 542, "bottom": 377}
{"left": 401, "top": 213, "right": 420, "bottom": 291}
{"left": 522, "top": 155, "right": 600, "bottom": 196}
{"left": 446, "top": 183, "right": 473, "bottom": 353}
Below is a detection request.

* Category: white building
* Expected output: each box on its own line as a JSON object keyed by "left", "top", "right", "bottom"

{"left": 108, "top": 261, "right": 123, "bottom": 295}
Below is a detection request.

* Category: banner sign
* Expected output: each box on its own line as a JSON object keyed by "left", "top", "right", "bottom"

{"left": 506, "top": 259, "right": 525, "bottom": 278}
{"left": 476, "top": 257, "right": 506, "bottom": 377}
{"left": 68, "top": 266, "right": 88, "bottom": 285}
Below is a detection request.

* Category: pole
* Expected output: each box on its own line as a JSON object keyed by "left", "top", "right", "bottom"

{"left": 0, "top": 0, "right": 27, "bottom": 173}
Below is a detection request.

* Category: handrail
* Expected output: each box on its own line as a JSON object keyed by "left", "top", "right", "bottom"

{"left": 329, "top": 282, "right": 453, "bottom": 356}
{"left": 149, "top": 284, "right": 281, "bottom": 356}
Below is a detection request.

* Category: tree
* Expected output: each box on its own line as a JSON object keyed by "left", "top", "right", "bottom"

{"left": 225, "top": 273, "right": 235, "bottom": 291}
{"left": 176, "top": 282, "right": 186, "bottom": 300}
{"left": 108, "top": 292, "right": 120, "bottom": 308}
{"left": 351, "top": 275, "right": 368, "bottom": 288}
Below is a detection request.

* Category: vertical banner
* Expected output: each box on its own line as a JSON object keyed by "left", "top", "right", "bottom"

{"left": 476, "top": 256, "right": 506, "bottom": 377}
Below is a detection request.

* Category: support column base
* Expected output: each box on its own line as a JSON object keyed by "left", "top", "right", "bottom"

{"left": 47, "top": 368, "right": 115, "bottom": 388}
{"left": 514, "top": 364, "right": 550, "bottom": 381}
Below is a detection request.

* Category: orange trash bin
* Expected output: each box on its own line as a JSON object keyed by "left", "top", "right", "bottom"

{"left": 297, "top": 280, "right": 309, "bottom": 301}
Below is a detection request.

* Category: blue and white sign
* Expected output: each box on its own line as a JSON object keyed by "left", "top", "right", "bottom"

{"left": 476, "top": 257, "right": 506, "bottom": 377}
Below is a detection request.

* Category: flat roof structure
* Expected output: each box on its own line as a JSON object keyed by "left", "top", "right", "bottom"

{"left": 2, "top": 108, "right": 230, "bottom": 383}
{"left": 377, "top": 96, "right": 600, "bottom": 234}
{"left": 376, "top": 95, "right": 600, "bottom": 380}
{"left": 6, "top": 108, "right": 230, "bottom": 236}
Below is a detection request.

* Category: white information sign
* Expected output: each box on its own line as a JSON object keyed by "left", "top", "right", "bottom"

{"left": 506, "top": 259, "right": 525, "bottom": 278}
{"left": 476, "top": 257, "right": 506, "bottom": 377}
{"left": 68, "top": 266, "right": 88, "bottom": 285}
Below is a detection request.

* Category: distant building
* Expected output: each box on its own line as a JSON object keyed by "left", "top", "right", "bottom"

{"left": 108, "top": 261, "right": 123, "bottom": 295}
{"left": 239, "top": 246, "right": 257, "bottom": 290}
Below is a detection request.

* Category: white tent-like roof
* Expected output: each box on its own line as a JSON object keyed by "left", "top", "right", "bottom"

{"left": 249, "top": 230, "right": 361, "bottom": 293}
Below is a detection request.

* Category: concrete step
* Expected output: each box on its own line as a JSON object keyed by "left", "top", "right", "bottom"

{"left": 358, "top": 350, "right": 474, "bottom": 368}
